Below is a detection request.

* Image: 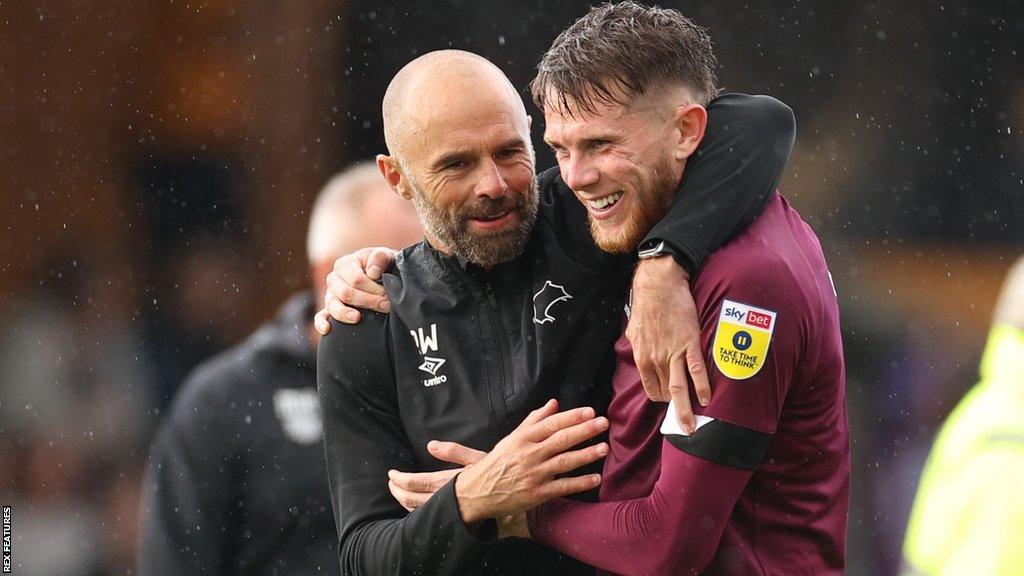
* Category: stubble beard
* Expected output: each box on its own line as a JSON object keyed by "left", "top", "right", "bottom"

{"left": 409, "top": 177, "right": 539, "bottom": 267}
{"left": 589, "top": 153, "right": 679, "bottom": 254}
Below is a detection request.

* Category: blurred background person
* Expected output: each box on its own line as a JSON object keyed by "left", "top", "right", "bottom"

{"left": 136, "top": 163, "right": 422, "bottom": 576}
{"left": 901, "top": 255, "right": 1024, "bottom": 576}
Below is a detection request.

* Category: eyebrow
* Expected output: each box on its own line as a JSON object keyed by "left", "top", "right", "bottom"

{"left": 430, "top": 137, "right": 528, "bottom": 169}
{"left": 431, "top": 149, "right": 473, "bottom": 170}
{"left": 546, "top": 131, "right": 619, "bottom": 148}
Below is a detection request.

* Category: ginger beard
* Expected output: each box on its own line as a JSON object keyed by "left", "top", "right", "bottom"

{"left": 586, "top": 150, "right": 679, "bottom": 254}
{"left": 407, "top": 172, "right": 539, "bottom": 268}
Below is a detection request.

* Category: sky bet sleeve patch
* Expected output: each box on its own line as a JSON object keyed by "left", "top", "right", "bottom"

{"left": 712, "top": 299, "right": 777, "bottom": 380}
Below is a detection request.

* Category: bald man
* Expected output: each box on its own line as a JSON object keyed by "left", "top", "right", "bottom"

{"left": 138, "top": 164, "right": 421, "bottom": 576}
{"left": 316, "top": 50, "right": 793, "bottom": 575}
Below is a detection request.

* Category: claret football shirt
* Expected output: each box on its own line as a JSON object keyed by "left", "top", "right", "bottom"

{"left": 530, "top": 193, "right": 849, "bottom": 576}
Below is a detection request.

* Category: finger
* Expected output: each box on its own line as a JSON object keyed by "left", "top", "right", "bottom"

{"left": 325, "top": 291, "right": 360, "bottom": 324}
{"left": 388, "top": 468, "right": 460, "bottom": 493}
{"left": 427, "top": 440, "right": 486, "bottom": 466}
{"left": 518, "top": 399, "right": 559, "bottom": 430}
{"left": 334, "top": 256, "right": 385, "bottom": 300}
{"left": 340, "top": 254, "right": 387, "bottom": 297}
{"left": 687, "top": 346, "right": 711, "bottom": 407}
{"left": 669, "top": 357, "right": 696, "bottom": 434}
{"left": 540, "top": 442, "right": 609, "bottom": 476}
{"left": 536, "top": 474, "right": 603, "bottom": 502}
{"left": 336, "top": 248, "right": 371, "bottom": 273}
{"left": 314, "top": 308, "right": 332, "bottom": 335}
{"left": 366, "top": 248, "right": 398, "bottom": 280}
{"left": 388, "top": 480, "right": 429, "bottom": 512}
{"left": 636, "top": 355, "right": 665, "bottom": 403}
{"left": 336, "top": 257, "right": 386, "bottom": 301}
{"left": 536, "top": 416, "right": 608, "bottom": 454}
{"left": 330, "top": 272, "right": 389, "bottom": 313}
{"left": 523, "top": 405, "right": 596, "bottom": 442}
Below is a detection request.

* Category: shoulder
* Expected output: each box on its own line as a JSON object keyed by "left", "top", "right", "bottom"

{"left": 697, "top": 195, "right": 821, "bottom": 318}
{"left": 317, "top": 312, "right": 395, "bottom": 400}
{"left": 318, "top": 312, "right": 391, "bottom": 369}
{"left": 171, "top": 345, "right": 253, "bottom": 416}
{"left": 154, "top": 345, "right": 257, "bottom": 450}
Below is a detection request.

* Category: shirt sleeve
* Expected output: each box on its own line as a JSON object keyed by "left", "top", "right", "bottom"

{"left": 687, "top": 259, "right": 804, "bottom": 438}
{"left": 317, "top": 317, "right": 497, "bottom": 576}
{"left": 137, "top": 365, "right": 241, "bottom": 576}
{"left": 640, "top": 93, "right": 796, "bottom": 277}
{"left": 529, "top": 440, "right": 752, "bottom": 575}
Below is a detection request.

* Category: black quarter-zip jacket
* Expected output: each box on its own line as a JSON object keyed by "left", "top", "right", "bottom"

{"left": 140, "top": 292, "right": 338, "bottom": 576}
{"left": 317, "top": 94, "right": 796, "bottom": 576}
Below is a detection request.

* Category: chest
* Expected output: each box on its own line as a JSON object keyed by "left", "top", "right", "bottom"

{"left": 389, "top": 254, "right": 628, "bottom": 467}
{"left": 235, "top": 381, "right": 333, "bottom": 528}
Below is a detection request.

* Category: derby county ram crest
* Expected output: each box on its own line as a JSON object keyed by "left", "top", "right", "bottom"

{"left": 532, "top": 281, "right": 573, "bottom": 325}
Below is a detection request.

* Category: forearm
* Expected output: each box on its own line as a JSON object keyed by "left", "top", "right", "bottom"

{"left": 338, "top": 479, "right": 495, "bottom": 576}
{"left": 529, "top": 440, "right": 749, "bottom": 575}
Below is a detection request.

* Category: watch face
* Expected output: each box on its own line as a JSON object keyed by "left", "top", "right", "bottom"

{"left": 638, "top": 240, "right": 666, "bottom": 259}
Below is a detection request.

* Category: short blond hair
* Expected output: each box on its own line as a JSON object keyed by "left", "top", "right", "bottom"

{"left": 306, "top": 163, "right": 387, "bottom": 263}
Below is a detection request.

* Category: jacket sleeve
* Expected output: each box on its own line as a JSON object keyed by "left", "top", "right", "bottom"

{"left": 317, "top": 317, "right": 496, "bottom": 576}
{"left": 640, "top": 93, "right": 796, "bottom": 277}
{"left": 137, "top": 365, "right": 241, "bottom": 576}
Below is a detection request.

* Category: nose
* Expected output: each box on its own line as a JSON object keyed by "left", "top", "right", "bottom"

{"left": 561, "top": 153, "right": 599, "bottom": 191}
{"left": 475, "top": 158, "right": 509, "bottom": 198}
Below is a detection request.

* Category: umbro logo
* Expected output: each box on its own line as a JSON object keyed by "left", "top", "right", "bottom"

{"left": 418, "top": 356, "right": 446, "bottom": 376}
{"left": 410, "top": 323, "right": 448, "bottom": 387}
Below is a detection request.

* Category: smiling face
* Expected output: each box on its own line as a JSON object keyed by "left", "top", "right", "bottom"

{"left": 378, "top": 51, "right": 538, "bottom": 267}
{"left": 543, "top": 84, "right": 706, "bottom": 253}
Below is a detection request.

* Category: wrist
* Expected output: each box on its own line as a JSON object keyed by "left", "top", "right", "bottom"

{"left": 635, "top": 254, "right": 690, "bottom": 288}
{"left": 454, "top": 471, "right": 485, "bottom": 525}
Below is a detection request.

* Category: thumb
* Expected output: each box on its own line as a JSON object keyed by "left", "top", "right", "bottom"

{"left": 428, "top": 440, "right": 487, "bottom": 466}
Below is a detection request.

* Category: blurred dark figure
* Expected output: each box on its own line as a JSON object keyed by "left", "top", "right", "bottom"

{"left": 901, "top": 255, "right": 1024, "bottom": 575}
{"left": 137, "top": 163, "right": 422, "bottom": 575}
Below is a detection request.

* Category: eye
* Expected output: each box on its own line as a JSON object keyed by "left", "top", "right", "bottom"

{"left": 445, "top": 160, "right": 467, "bottom": 171}
{"left": 549, "top": 144, "right": 568, "bottom": 159}
{"left": 591, "top": 139, "right": 612, "bottom": 151}
{"left": 497, "top": 147, "right": 521, "bottom": 159}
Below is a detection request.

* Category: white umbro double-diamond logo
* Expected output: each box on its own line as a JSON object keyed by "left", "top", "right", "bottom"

{"left": 418, "top": 356, "right": 446, "bottom": 376}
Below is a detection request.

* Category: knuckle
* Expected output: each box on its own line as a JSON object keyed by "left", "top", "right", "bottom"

{"left": 543, "top": 418, "right": 560, "bottom": 435}
{"left": 556, "top": 452, "right": 573, "bottom": 470}
{"left": 550, "top": 429, "right": 568, "bottom": 446}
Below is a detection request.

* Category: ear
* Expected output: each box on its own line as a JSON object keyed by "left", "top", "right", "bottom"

{"left": 672, "top": 104, "right": 708, "bottom": 161}
{"left": 376, "top": 154, "right": 414, "bottom": 200}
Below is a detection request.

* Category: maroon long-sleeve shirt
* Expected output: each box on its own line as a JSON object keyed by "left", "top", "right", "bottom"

{"left": 529, "top": 193, "right": 849, "bottom": 575}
